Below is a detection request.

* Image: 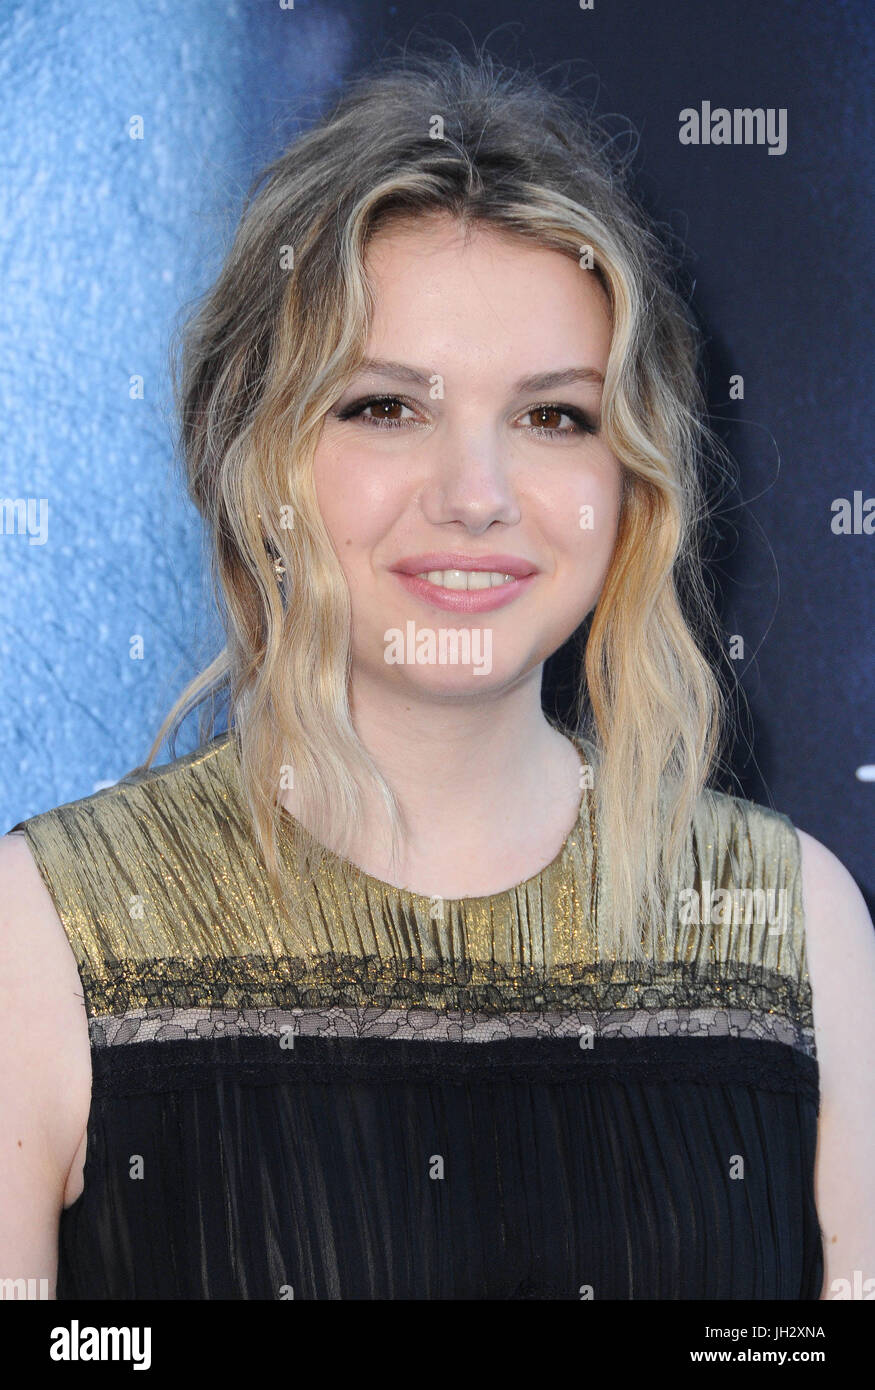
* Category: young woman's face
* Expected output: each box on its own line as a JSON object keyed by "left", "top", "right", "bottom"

{"left": 311, "top": 213, "right": 623, "bottom": 695}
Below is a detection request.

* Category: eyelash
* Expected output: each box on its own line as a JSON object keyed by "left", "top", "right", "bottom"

{"left": 334, "top": 394, "right": 599, "bottom": 438}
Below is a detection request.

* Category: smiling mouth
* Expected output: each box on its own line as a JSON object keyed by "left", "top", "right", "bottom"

{"left": 414, "top": 569, "right": 518, "bottom": 590}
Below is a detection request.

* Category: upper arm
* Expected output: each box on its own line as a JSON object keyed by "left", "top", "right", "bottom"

{"left": 797, "top": 827, "right": 875, "bottom": 1300}
{"left": 0, "top": 832, "right": 90, "bottom": 1300}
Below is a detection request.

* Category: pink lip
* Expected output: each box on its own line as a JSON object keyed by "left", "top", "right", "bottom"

{"left": 391, "top": 552, "right": 538, "bottom": 579}
{"left": 390, "top": 554, "right": 539, "bottom": 613}
{"left": 393, "top": 571, "right": 537, "bottom": 612}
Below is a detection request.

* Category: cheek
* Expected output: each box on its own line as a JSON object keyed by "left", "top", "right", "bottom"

{"left": 313, "top": 444, "right": 386, "bottom": 552}
{"left": 586, "top": 462, "right": 624, "bottom": 563}
{"left": 538, "top": 450, "right": 623, "bottom": 563}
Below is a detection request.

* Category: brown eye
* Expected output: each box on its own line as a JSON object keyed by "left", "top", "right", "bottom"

{"left": 520, "top": 403, "right": 598, "bottom": 436}
{"left": 529, "top": 406, "right": 564, "bottom": 430}
{"left": 367, "top": 400, "right": 405, "bottom": 421}
{"left": 335, "top": 395, "right": 420, "bottom": 428}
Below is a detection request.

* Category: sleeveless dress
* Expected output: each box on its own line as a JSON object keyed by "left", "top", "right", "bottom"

{"left": 10, "top": 730, "right": 823, "bottom": 1300}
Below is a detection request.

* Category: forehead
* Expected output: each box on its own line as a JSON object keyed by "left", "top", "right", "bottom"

{"left": 361, "top": 213, "right": 612, "bottom": 368}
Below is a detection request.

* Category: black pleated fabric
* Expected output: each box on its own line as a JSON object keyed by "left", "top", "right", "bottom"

{"left": 56, "top": 1035, "right": 821, "bottom": 1299}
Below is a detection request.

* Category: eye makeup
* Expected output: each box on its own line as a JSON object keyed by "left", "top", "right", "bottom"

{"left": 333, "top": 393, "right": 599, "bottom": 437}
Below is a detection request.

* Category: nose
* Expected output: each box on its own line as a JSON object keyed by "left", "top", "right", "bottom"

{"left": 418, "top": 421, "right": 521, "bottom": 533}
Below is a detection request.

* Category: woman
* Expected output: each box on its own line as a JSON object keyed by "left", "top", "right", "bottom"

{"left": 2, "top": 50, "right": 873, "bottom": 1300}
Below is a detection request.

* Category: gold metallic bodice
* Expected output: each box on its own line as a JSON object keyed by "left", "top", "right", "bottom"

{"left": 11, "top": 730, "right": 814, "bottom": 1056}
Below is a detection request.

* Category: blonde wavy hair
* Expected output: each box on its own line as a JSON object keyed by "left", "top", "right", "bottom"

{"left": 143, "top": 47, "right": 729, "bottom": 959}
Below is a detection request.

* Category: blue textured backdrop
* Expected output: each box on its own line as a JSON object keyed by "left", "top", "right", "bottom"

{"left": 2, "top": 0, "right": 872, "bottom": 907}
{"left": 0, "top": 0, "right": 352, "bottom": 798}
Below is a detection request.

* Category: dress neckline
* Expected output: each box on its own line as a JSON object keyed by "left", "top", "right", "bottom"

{"left": 228, "top": 730, "right": 594, "bottom": 909}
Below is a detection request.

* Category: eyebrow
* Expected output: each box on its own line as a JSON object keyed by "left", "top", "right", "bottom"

{"left": 355, "top": 358, "right": 604, "bottom": 392}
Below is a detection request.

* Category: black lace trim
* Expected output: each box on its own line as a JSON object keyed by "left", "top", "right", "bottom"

{"left": 86, "top": 1001, "right": 812, "bottom": 1053}
{"left": 89, "top": 1033, "right": 819, "bottom": 1105}
{"left": 82, "top": 952, "right": 812, "bottom": 1026}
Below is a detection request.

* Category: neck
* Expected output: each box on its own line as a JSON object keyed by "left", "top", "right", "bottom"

{"left": 338, "top": 667, "right": 583, "bottom": 876}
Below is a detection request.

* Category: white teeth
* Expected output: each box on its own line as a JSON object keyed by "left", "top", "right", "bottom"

{"left": 415, "top": 569, "right": 516, "bottom": 590}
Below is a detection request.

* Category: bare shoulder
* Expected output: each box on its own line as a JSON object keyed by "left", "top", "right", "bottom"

{"left": 0, "top": 832, "right": 91, "bottom": 1294}
{"left": 795, "top": 828, "right": 875, "bottom": 1298}
{"left": 796, "top": 829, "right": 875, "bottom": 1057}
{"left": 0, "top": 830, "right": 90, "bottom": 1088}
{"left": 0, "top": 830, "right": 85, "bottom": 994}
